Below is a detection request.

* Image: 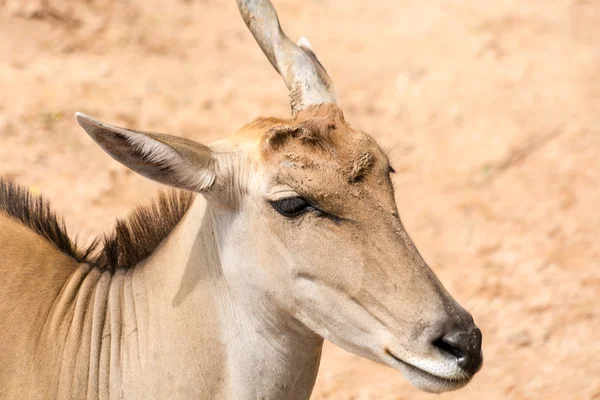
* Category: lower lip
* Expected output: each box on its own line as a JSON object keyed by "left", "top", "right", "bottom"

{"left": 384, "top": 348, "right": 469, "bottom": 387}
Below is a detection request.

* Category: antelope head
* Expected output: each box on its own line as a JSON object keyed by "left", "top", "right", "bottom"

{"left": 76, "top": 0, "right": 482, "bottom": 393}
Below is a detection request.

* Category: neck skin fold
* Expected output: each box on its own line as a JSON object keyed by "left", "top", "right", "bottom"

{"left": 46, "top": 195, "right": 323, "bottom": 399}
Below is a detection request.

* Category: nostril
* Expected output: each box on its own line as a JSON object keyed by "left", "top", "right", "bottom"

{"left": 433, "top": 327, "right": 483, "bottom": 375}
{"left": 433, "top": 336, "right": 465, "bottom": 360}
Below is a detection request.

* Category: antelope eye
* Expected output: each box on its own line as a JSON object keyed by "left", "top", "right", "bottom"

{"left": 270, "top": 197, "right": 314, "bottom": 218}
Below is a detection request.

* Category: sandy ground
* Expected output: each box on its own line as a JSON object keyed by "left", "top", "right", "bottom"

{"left": 1, "top": 0, "right": 599, "bottom": 398}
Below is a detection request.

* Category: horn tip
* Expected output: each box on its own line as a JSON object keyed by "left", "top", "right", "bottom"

{"left": 297, "top": 36, "right": 313, "bottom": 50}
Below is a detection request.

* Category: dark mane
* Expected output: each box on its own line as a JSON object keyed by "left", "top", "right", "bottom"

{"left": 0, "top": 179, "right": 194, "bottom": 272}
{"left": 0, "top": 179, "right": 95, "bottom": 263}
{"left": 89, "top": 189, "right": 195, "bottom": 271}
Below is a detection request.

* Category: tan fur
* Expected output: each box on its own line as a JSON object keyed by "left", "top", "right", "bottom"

{"left": 0, "top": 214, "right": 78, "bottom": 398}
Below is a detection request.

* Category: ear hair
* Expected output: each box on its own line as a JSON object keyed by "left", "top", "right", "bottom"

{"left": 76, "top": 113, "right": 216, "bottom": 192}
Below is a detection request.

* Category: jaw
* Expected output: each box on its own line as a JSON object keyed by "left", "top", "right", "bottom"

{"left": 295, "top": 312, "right": 473, "bottom": 393}
{"left": 384, "top": 349, "right": 471, "bottom": 393}
{"left": 289, "top": 272, "right": 474, "bottom": 394}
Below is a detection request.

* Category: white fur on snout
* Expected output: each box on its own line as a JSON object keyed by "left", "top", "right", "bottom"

{"left": 390, "top": 347, "right": 465, "bottom": 380}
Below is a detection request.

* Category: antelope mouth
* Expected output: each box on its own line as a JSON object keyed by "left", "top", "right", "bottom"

{"left": 384, "top": 348, "right": 470, "bottom": 393}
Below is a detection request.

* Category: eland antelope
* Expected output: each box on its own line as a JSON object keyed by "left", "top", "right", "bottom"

{"left": 0, "top": 0, "right": 483, "bottom": 398}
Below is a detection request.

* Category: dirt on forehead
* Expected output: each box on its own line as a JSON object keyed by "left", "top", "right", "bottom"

{"left": 1, "top": 0, "right": 599, "bottom": 399}
{"left": 259, "top": 105, "right": 385, "bottom": 182}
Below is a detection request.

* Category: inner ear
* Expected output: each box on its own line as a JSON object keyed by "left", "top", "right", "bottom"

{"left": 76, "top": 113, "right": 217, "bottom": 192}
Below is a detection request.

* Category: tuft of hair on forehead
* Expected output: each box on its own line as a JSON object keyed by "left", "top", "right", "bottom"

{"left": 257, "top": 104, "right": 383, "bottom": 183}
{"left": 260, "top": 104, "right": 347, "bottom": 156}
{"left": 294, "top": 103, "right": 346, "bottom": 132}
{"left": 262, "top": 125, "right": 323, "bottom": 152}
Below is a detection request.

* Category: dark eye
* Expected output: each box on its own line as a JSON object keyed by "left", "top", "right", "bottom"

{"left": 270, "top": 197, "right": 314, "bottom": 218}
{"left": 389, "top": 165, "right": 396, "bottom": 174}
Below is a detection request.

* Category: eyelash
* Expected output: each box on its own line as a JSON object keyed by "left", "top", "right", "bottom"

{"left": 269, "top": 197, "right": 315, "bottom": 218}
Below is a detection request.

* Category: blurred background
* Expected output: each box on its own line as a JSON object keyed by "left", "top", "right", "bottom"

{"left": 1, "top": 0, "right": 599, "bottom": 398}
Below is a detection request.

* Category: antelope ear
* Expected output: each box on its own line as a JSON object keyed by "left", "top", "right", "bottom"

{"left": 76, "top": 113, "right": 216, "bottom": 192}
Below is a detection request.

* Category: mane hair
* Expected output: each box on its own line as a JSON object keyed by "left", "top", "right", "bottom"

{"left": 0, "top": 179, "right": 95, "bottom": 263}
{"left": 89, "top": 189, "right": 194, "bottom": 271}
{"left": 0, "top": 179, "right": 194, "bottom": 272}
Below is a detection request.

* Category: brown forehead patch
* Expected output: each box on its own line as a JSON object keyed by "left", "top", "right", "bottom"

{"left": 259, "top": 104, "right": 343, "bottom": 155}
{"left": 258, "top": 104, "right": 383, "bottom": 184}
{"left": 262, "top": 125, "right": 324, "bottom": 152}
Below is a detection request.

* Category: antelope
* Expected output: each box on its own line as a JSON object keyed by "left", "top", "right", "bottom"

{"left": 0, "top": 0, "right": 483, "bottom": 398}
